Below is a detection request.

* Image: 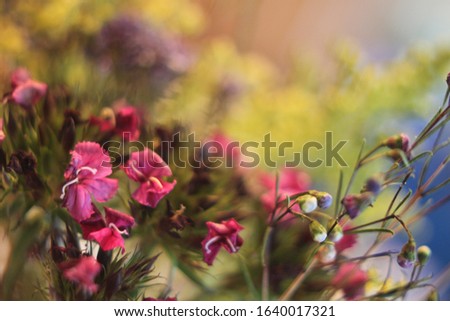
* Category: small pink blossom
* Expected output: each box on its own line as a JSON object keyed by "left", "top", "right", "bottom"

{"left": 122, "top": 148, "right": 176, "bottom": 207}
{"left": 203, "top": 132, "right": 240, "bottom": 168}
{"left": 331, "top": 263, "right": 368, "bottom": 300}
{"left": 0, "top": 118, "right": 5, "bottom": 144}
{"left": 81, "top": 207, "right": 135, "bottom": 253}
{"left": 335, "top": 229, "right": 357, "bottom": 253}
{"left": 9, "top": 68, "right": 47, "bottom": 109}
{"left": 59, "top": 256, "right": 102, "bottom": 294}
{"left": 11, "top": 68, "right": 31, "bottom": 88}
{"left": 61, "top": 142, "right": 118, "bottom": 222}
{"left": 201, "top": 218, "right": 244, "bottom": 266}
{"left": 260, "top": 168, "right": 310, "bottom": 220}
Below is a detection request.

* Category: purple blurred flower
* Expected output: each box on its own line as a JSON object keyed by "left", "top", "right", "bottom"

{"left": 94, "top": 15, "right": 191, "bottom": 85}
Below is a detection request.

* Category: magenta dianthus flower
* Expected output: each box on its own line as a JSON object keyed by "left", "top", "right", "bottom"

{"left": 59, "top": 256, "right": 102, "bottom": 294}
{"left": 122, "top": 148, "right": 176, "bottom": 207}
{"left": 61, "top": 142, "right": 118, "bottom": 222}
{"left": 81, "top": 207, "right": 135, "bottom": 253}
{"left": 201, "top": 218, "right": 244, "bottom": 266}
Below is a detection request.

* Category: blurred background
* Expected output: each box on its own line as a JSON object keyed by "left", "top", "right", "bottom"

{"left": 1, "top": 0, "right": 449, "bottom": 299}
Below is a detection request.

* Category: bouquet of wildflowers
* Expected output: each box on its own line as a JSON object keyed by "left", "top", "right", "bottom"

{"left": 1, "top": 0, "right": 450, "bottom": 302}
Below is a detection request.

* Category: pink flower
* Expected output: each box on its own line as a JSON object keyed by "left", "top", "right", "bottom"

{"left": 61, "top": 142, "right": 119, "bottom": 222}
{"left": 203, "top": 132, "right": 240, "bottom": 168}
{"left": 11, "top": 68, "right": 31, "bottom": 88}
{"left": 81, "top": 207, "right": 135, "bottom": 253}
{"left": 59, "top": 256, "right": 102, "bottom": 294}
{"left": 90, "top": 106, "right": 141, "bottom": 141}
{"left": 201, "top": 218, "right": 244, "bottom": 266}
{"left": 0, "top": 118, "right": 5, "bottom": 144}
{"left": 9, "top": 68, "right": 47, "bottom": 109}
{"left": 260, "top": 168, "right": 310, "bottom": 219}
{"left": 122, "top": 148, "right": 176, "bottom": 207}
{"left": 335, "top": 230, "right": 357, "bottom": 253}
{"left": 331, "top": 263, "right": 368, "bottom": 300}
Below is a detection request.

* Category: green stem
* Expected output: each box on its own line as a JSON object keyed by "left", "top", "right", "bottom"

{"left": 238, "top": 254, "right": 259, "bottom": 300}
{"left": 290, "top": 210, "right": 316, "bottom": 222}
{"left": 261, "top": 226, "right": 273, "bottom": 301}
{"left": 279, "top": 257, "right": 318, "bottom": 301}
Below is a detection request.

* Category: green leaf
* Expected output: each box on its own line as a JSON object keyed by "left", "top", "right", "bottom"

{"left": 1, "top": 219, "right": 43, "bottom": 299}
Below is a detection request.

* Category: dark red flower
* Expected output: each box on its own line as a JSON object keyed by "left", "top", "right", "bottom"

{"left": 59, "top": 256, "right": 102, "bottom": 294}
{"left": 114, "top": 106, "right": 141, "bottom": 141}
{"left": 122, "top": 148, "right": 176, "bottom": 207}
{"left": 201, "top": 218, "right": 244, "bottom": 266}
{"left": 61, "top": 142, "right": 118, "bottom": 222}
{"left": 90, "top": 106, "right": 141, "bottom": 141}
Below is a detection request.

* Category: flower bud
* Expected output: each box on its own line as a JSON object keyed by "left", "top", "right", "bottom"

{"left": 309, "top": 190, "right": 333, "bottom": 209}
{"left": 318, "top": 243, "right": 336, "bottom": 264}
{"left": 327, "top": 221, "right": 344, "bottom": 242}
{"left": 397, "top": 240, "right": 416, "bottom": 268}
{"left": 386, "top": 149, "right": 409, "bottom": 163}
{"left": 383, "top": 133, "right": 409, "bottom": 153}
{"left": 417, "top": 245, "right": 431, "bottom": 266}
{"left": 363, "top": 175, "right": 384, "bottom": 196}
{"left": 427, "top": 289, "right": 439, "bottom": 301}
{"left": 59, "top": 115, "right": 76, "bottom": 152}
{"left": 342, "top": 192, "right": 374, "bottom": 219}
{"left": 297, "top": 194, "right": 318, "bottom": 213}
{"left": 309, "top": 220, "right": 327, "bottom": 243}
